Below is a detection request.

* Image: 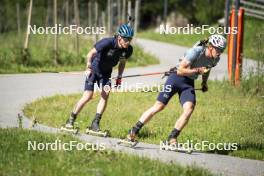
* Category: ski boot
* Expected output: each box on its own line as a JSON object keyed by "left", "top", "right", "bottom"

{"left": 117, "top": 130, "right": 138, "bottom": 147}
{"left": 60, "top": 116, "right": 79, "bottom": 135}
{"left": 85, "top": 118, "right": 110, "bottom": 137}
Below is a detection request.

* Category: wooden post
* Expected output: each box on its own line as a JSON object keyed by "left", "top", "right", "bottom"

{"left": 231, "top": 0, "right": 240, "bottom": 84}
{"left": 74, "top": 0, "right": 80, "bottom": 55}
{"left": 53, "top": 0, "right": 58, "bottom": 65}
{"left": 16, "top": 2, "right": 21, "bottom": 36}
{"left": 24, "top": 0, "right": 33, "bottom": 50}
{"left": 234, "top": 8, "right": 244, "bottom": 86}
{"left": 107, "top": 0, "right": 112, "bottom": 35}
{"left": 122, "top": 0, "right": 126, "bottom": 23}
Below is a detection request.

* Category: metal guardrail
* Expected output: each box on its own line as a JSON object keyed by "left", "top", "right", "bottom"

{"left": 240, "top": 0, "right": 264, "bottom": 20}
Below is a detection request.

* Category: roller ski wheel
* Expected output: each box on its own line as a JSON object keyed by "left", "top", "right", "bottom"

{"left": 161, "top": 141, "right": 192, "bottom": 154}
{"left": 117, "top": 138, "right": 138, "bottom": 148}
{"left": 60, "top": 125, "right": 79, "bottom": 135}
{"left": 85, "top": 127, "right": 110, "bottom": 137}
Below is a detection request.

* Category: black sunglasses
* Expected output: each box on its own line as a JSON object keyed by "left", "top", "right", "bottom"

{"left": 122, "top": 37, "right": 132, "bottom": 42}
{"left": 214, "top": 47, "right": 224, "bottom": 53}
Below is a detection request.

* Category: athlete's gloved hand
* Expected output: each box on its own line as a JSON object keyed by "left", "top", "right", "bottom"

{"left": 84, "top": 68, "right": 92, "bottom": 78}
{"left": 169, "top": 67, "right": 177, "bottom": 73}
{"left": 163, "top": 67, "right": 177, "bottom": 78}
{"left": 201, "top": 81, "right": 208, "bottom": 92}
{"left": 115, "top": 77, "right": 122, "bottom": 87}
{"left": 195, "top": 67, "right": 210, "bottom": 75}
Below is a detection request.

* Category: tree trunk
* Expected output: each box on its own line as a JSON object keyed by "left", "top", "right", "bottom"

{"left": 101, "top": 11, "right": 105, "bottom": 28}
{"left": 16, "top": 2, "right": 21, "bottom": 36}
{"left": 122, "top": 0, "right": 126, "bottom": 23}
{"left": 65, "top": 0, "right": 69, "bottom": 26}
{"left": 107, "top": 0, "right": 112, "bottom": 35}
{"left": 127, "top": 0, "right": 132, "bottom": 25}
{"left": 94, "top": 0, "right": 99, "bottom": 42}
{"left": 53, "top": 0, "right": 58, "bottom": 65}
{"left": 134, "top": 0, "right": 140, "bottom": 36}
{"left": 88, "top": 0, "right": 92, "bottom": 26}
{"left": 24, "top": 0, "right": 33, "bottom": 50}
{"left": 117, "top": 0, "right": 121, "bottom": 25}
{"left": 74, "top": 0, "right": 80, "bottom": 55}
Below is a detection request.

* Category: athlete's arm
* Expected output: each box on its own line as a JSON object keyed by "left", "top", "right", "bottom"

{"left": 86, "top": 48, "right": 97, "bottom": 69}
{"left": 202, "top": 70, "right": 210, "bottom": 83}
{"left": 177, "top": 58, "right": 206, "bottom": 76}
{"left": 117, "top": 59, "right": 126, "bottom": 77}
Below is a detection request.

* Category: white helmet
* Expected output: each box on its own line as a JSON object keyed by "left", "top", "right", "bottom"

{"left": 209, "top": 34, "right": 227, "bottom": 51}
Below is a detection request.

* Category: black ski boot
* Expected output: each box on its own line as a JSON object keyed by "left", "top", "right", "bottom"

{"left": 89, "top": 113, "right": 102, "bottom": 131}
{"left": 61, "top": 113, "right": 79, "bottom": 134}
{"left": 86, "top": 113, "right": 109, "bottom": 137}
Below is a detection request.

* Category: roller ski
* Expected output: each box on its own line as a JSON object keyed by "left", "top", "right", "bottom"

{"left": 60, "top": 125, "right": 79, "bottom": 135}
{"left": 161, "top": 140, "right": 192, "bottom": 154}
{"left": 85, "top": 115, "right": 110, "bottom": 137}
{"left": 85, "top": 127, "right": 110, "bottom": 137}
{"left": 117, "top": 130, "right": 138, "bottom": 148}
{"left": 60, "top": 115, "right": 79, "bottom": 135}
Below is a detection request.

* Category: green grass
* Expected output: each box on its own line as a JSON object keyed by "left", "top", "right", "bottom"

{"left": 0, "top": 33, "right": 159, "bottom": 74}
{"left": 23, "top": 79, "right": 264, "bottom": 160}
{"left": 0, "top": 128, "right": 212, "bottom": 176}
{"left": 138, "top": 16, "right": 264, "bottom": 61}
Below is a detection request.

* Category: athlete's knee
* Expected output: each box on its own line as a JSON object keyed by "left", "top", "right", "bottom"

{"left": 101, "top": 90, "right": 110, "bottom": 100}
{"left": 82, "top": 91, "right": 93, "bottom": 102}
{"left": 183, "top": 102, "right": 195, "bottom": 116}
{"left": 152, "top": 101, "right": 166, "bottom": 113}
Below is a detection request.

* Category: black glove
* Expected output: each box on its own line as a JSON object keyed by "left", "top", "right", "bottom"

{"left": 163, "top": 67, "right": 177, "bottom": 78}
{"left": 169, "top": 67, "right": 177, "bottom": 73}
{"left": 201, "top": 82, "right": 208, "bottom": 92}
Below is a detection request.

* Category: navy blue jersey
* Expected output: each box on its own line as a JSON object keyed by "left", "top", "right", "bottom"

{"left": 91, "top": 37, "right": 133, "bottom": 77}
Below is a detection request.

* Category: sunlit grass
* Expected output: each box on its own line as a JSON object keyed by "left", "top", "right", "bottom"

{"left": 24, "top": 80, "right": 264, "bottom": 160}
{"left": 0, "top": 128, "right": 213, "bottom": 176}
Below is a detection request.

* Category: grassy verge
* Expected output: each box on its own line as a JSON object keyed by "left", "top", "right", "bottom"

{"left": 0, "top": 33, "right": 159, "bottom": 74}
{"left": 23, "top": 79, "right": 264, "bottom": 160}
{"left": 0, "top": 128, "right": 212, "bottom": 176}
{"left": 138, "top": 16, "right": 264, "bottom": 61}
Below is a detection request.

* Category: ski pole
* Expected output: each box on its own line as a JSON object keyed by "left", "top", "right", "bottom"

{"left": 111, "top": 71, "right": 172, "bottom": 79}
{"left": 112, "top": 66, "right": 211, "bottom": 80}
{"left": 194, "top": 88, "right": 203, "bottom": 91}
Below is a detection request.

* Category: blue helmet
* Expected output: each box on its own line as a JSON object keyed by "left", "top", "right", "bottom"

{"left": 117, "top": 24, "right": 134, "bottom": 38}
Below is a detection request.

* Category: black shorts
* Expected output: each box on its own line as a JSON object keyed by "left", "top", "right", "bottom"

{"left": 84, "top": 72, "right": 111, "bottom": 91}
{"left": 157, "top": 73, "right": 196, "bottom": 106}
